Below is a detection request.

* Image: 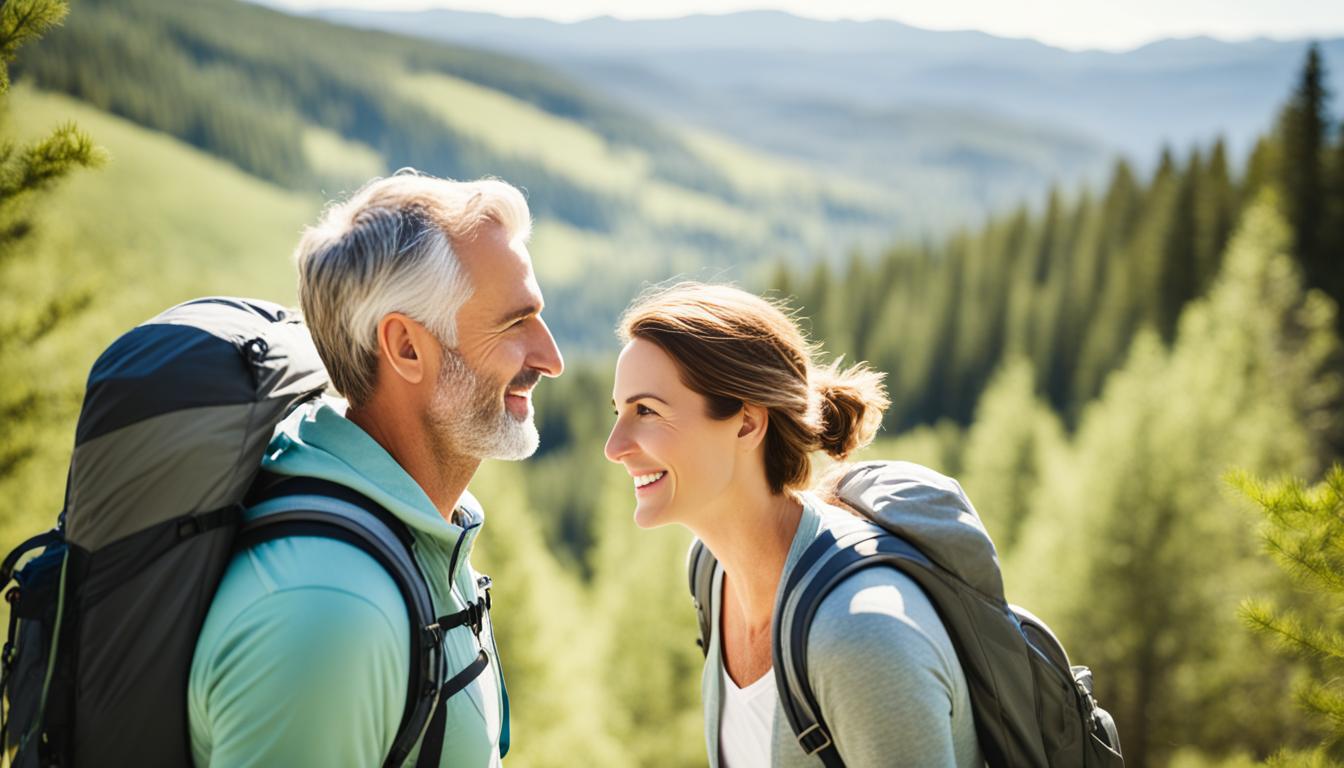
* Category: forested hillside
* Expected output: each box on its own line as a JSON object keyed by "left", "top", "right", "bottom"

{"left": 777, "top": 141, "right": 1241, "bottom": 430}
{"left": 15, "top": 0, "right": 911, "bottom": 348}
{"left": 779, "top": 46, "right": 1344, "bottom": 436}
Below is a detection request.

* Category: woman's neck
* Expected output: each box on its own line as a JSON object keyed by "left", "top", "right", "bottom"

{"left": 697, "top": 488, "right": 805, "bottom": 632}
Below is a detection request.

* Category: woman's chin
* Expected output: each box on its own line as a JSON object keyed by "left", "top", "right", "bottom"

{"left": 632, "top": 502, "right": 670, "bottom": 530}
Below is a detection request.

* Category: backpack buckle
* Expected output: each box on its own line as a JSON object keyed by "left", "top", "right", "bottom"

{"left": 468, "top": 599, "right": 484, "bottom": 638}
{"left": 797, "top": 723, "right": 833, "bottom": 755}
{"left": 431, "top": 597, "right": 487, "bottom": 639}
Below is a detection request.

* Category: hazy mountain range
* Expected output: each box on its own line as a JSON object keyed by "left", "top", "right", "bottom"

{"left": 309, "top": 7, "right": 1344, "bottom": 180}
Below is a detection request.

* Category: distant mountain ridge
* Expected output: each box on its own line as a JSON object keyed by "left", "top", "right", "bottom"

{"left": 307, "top": 7, "right": 1344, "bottom": 167}
{"left": 313, "top": 9, "right": 1057, "bottom": 56}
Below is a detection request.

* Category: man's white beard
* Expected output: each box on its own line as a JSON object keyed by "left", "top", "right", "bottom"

{"left": 429, "top": 348, "right": 539, "bottom": 461}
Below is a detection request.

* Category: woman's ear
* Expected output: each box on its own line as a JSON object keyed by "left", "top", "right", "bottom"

{"left": 737, "top": 403, "right": 769, "bottom": 452}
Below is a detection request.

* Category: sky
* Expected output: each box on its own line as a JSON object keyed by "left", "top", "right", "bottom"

{"left": 258, "top": 0, "right": 1344, "bottom": 52}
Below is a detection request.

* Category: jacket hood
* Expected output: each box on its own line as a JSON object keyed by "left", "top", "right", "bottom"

{"left": 836, "top": 460, "right": 1004, "bottom": 599}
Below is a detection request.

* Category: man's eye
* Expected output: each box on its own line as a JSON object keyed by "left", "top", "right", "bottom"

{"left": 635, "top": 403, "right": 656, "bottom": 416}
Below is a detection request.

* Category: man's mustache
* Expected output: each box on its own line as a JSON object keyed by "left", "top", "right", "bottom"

{"left": 508, "top": 368, "right": 542, "bottom": 392}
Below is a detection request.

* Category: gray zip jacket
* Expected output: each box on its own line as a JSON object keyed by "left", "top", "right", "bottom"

{"left": 700, "top": 494, "right": 984, "bottom": 768}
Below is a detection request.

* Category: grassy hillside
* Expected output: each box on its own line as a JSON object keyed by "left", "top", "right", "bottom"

{"left": 0, "top": 85, "right": 318, "bottom": 540}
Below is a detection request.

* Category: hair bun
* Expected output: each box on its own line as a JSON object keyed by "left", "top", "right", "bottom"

{"left": 814, "top": 360, "right": 890, "bottom": 459}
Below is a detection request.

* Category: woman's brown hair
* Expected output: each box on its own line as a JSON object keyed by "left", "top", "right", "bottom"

{"left": 618, "top": 282, "right": 889, "bottom": 494}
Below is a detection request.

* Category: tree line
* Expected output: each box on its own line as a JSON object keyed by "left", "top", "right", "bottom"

{"left": 775, "top": 45, "right": 1344, "bottom": 441}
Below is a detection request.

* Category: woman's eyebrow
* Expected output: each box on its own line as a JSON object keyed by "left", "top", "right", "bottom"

{"left": 618, "top": 393, "right": 670, "bottom": 405}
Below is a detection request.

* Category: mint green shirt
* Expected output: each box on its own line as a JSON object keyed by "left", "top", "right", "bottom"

{"left": 189, "top": 400, "right": 505, "bottom": 767}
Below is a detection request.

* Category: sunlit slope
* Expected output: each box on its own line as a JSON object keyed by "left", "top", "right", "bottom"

{"left": 16, "top": 0, "right": 922, "bottom": 351}
{"left": 393, "top": 69, "right": 900, "bottom": 286}
{"left": 386, "top": 69, "right": 907, "bottom": 346}
{"left": 0, "top": 86, "right": 320, "bottom": 536}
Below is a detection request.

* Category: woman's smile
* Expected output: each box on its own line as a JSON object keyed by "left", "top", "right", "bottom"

{"left": 633, "top": 470, "right": 667, "bottom": 494}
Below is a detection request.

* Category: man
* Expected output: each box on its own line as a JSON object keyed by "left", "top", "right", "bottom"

{"left": 188, "top": 169, "right": 563, "bottom": 766}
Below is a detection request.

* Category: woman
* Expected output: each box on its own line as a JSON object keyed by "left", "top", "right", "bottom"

{"left": 604, "top": 283, "right": 983, "bottom": 768}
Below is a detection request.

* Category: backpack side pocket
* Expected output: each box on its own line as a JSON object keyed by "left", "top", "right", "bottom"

{"left": 4, "top": 535, "right": 68, "bottom": 767}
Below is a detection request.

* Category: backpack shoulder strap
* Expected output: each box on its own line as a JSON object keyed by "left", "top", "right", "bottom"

{"left": 773, "top": 527, "right": 935, "bottom": 768}
{"left": 687, "top": 539, "right": 718, "bottom": 657}
{"left": 239, "top": 475, "right": 443, "bottom": 768}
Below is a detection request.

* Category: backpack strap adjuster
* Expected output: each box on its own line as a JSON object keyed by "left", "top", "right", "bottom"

{"left": 433, "top": 597, "right": 488, "bottom": 638}
{"left": 797, "top": 723, "right": 833, "bottom": 755}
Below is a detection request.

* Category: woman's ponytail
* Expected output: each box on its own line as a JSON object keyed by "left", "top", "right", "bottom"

{"left": 813, "top": 360, "right": 890, "bottom": 459}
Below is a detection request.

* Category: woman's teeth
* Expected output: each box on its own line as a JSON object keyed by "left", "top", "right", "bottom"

{"left": 634, "top": 471, "right": 666, "bottom": 488}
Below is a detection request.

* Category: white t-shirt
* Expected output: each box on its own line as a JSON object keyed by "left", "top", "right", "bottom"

{"left": 719, "top": 664, "right": 778, "bottom": 768}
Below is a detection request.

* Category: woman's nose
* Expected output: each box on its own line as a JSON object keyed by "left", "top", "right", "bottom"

{"left": 604, "top": 420, "right": 631, "bottom": 464}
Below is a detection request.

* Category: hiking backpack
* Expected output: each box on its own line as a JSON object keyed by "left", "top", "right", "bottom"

{"left": 688, "top": 460, "right": 1124, "bottom": 768}
{"left": 0, "top": 297, "right": 497, "bottom": 767}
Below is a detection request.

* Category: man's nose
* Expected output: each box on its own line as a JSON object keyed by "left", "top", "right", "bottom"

{"left": 528, "top": 317, "right": 564, "bottom": 378}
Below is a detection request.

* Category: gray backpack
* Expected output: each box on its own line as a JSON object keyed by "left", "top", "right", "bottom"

{"left": 0, "top": 298, "right": 492, "bottom": 767}
{"left": 688, "top": 460, "right": 1123, "bottom": 768}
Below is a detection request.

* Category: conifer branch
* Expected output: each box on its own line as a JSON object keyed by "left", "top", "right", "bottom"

{"left": 0, "top": 0, "right": 69, "bottom": 94}
{"left": 1263, "top": 529, "right": 1344, "bottom": 594}
{"left": 1243, "top": 601, "right": 1344, "bottom": 663}
{"left": 0, "top": 122, "right": 104, "bottom": 203}
{"left": 1299, "top": 682, "right": 1344, "bottom": 731}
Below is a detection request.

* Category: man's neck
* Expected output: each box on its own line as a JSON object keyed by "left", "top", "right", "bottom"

{"left": 346, "top": 401, "right": 479, "bottom": 522}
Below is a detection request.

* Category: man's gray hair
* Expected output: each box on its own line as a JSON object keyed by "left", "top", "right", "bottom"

{"left": 295, "top": 170, "right": 531, "bottom": 405}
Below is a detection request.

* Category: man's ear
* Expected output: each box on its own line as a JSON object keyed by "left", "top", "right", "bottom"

{"left": 737, "top": 403, "right": 769, "bottom": 452}
{"left": 377, "top": 312, "right": 428, "bottom": 386}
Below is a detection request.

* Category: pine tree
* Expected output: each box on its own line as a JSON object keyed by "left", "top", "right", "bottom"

{"left": 1070, "top": 161, "right": 1141, "bottom": 409}
{"left": 0, "top": 0, "right": 102, "bottom": 484}
{"left": 1323, "top": 126, "right": 1344, "bottom": 318}
{"left": 1280, "top": 44, "right": 1331, "bottom": 302}
{"left": 1157, "top": 150, "right": 1200, "bottom": 341}
{"left": 1237, "top": 467, "right": 1344, "bottom": 766}
{"left": 1243, "top": 135, "right": 1280, "bottom": 201}
{"left": 959, "top": 358, "right": 1065, "bottom": 559}
{"left": 1196, "top": 138, "right": 1236, "bottom": 293}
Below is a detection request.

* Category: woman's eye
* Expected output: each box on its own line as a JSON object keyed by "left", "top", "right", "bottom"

{"left": 635, "top": 403, "right": 656, "bottom": 416}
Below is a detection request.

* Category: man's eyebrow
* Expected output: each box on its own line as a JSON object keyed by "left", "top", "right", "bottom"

{"left": 496, "top": 302, "right": 542, "bottom": 326}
